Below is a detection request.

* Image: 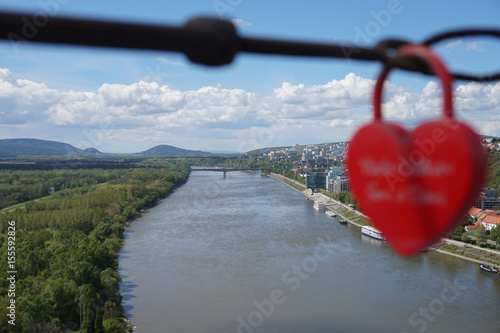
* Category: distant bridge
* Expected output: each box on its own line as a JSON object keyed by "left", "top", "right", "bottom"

{"left": 190, "top": 168, "right": 271, "bottom": 177}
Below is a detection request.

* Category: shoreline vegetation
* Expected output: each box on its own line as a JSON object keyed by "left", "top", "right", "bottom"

{"left": 1, "top": 157, "right": 500, "bottom": 332}
{"left": 0, "top": 161, "right": 190, "bottom": 332}
{"left": 266, "top": 172, "right": 500, "bottom": 266}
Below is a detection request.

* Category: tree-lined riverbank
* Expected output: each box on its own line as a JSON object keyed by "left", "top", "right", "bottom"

{"left": 0, "top": 162, "right": 190, "bottom": 332}
{"left": 2, "top": 159, "right": 499, "bottom": 332}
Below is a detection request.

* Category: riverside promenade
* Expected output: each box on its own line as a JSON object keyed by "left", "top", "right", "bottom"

{"left": 267, "top": 172, "right": 500, "bottom": 265}
{"left": 267, "top": 173, "right": 367, "bottom": 227}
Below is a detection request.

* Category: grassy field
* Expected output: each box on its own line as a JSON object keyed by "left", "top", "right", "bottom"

{"left": 437, "top": 244, "right": 500, "bottom": 266}
{"left": 268, "top": 173, "right": 306, "bottom": 192}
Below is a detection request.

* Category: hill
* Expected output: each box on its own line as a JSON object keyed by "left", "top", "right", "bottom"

{"left": 139, "top": 144, "right": 212, "bottom": 157}
{"left": 0, "top": 138, "right": 102, "bottom": 156}
{"left": 0, "top": 139, "right": 209, "bottom": 157}
{"left": 83, "top": 147, "right": 102, "bottom": 154}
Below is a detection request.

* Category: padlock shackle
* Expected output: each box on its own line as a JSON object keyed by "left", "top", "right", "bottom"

{"left": 373, "top": 44, "right": 453, "bottom": 121}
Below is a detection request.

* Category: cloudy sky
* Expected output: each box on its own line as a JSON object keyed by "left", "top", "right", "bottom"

{"left": 0, "top": 0, "right": 499, "bottom": 153}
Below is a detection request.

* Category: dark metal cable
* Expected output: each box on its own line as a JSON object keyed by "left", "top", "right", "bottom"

{"left": 239, "top": 37, "right": 380, "bottom": 61}
{"left": 0, "top": 11, "right": 499, "bottom": 81}
{"left": 423, "top": 28, "right": 500, "bottom": 82}
{"left": 374, "top": 39, "right": 433, "bottom": 76}
{"left": 423, "top": 28, "right": 500, "bottom": 46}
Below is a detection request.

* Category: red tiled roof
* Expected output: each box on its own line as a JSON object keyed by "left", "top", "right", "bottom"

{"left": 468, "top": 207, "right": 500, "bottom": 226}
{"left": 466, "top": 221, "right": 482, "bottom": 230}
{"left": 478, "top": 212, "right": 488, "bottom": 220}
{"left": 482, "top": 215, "right": 500, "bottom": 225}
{"left": 468, "top": 207, "right": 481, "bottom": 216}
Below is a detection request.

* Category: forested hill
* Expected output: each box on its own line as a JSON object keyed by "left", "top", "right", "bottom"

{"left": 0, "top": 139, "right": 101, "bottom": 157}
{"left": 488, "top": 150, "right": 500, "bottom": 188}
{"left": 0, "top": 139, "right": 211, "bottom": 157}
{"left": 139, "top": 144, "right": 212, "bottom": 157}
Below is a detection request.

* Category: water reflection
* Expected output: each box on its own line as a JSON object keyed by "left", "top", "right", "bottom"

{"left": 360, "top": 233, "right": 386, "bottom": 247}
{"left": 119, "top": 171, "right": 500, "bottom": 333}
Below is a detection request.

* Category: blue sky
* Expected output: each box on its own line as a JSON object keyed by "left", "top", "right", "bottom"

{"left": 0, "top": 0, "right": 499, "bottom": 153}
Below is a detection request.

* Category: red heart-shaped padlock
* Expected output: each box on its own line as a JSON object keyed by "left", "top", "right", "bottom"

{"left": 347, "top": 45, "right": 486, "bottom": 256}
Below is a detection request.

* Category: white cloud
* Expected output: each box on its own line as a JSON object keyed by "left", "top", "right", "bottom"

{"left": 0, "top": 68, "right": 499, "bottom": 152}
{"left": 455, "top": 81, "right": 500, "bottom": 112}
{"left": 443, "top": 39, "right": 485, "bottom": 53}
{"left": 445, "top": 39, "right": 462, "bottom": 50}
{"left": 465, "top": 41, "right": 485, "bottom": 52}
{"left": 231, "top": 18, "right": 251, "bottom": 28}
{"left": 272, "top": 73, "right": 375, "bottom": 120}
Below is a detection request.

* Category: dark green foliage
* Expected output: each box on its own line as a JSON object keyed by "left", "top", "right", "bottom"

{"left": 102, "top": 318, "right": 126, "bottom": 333}
{"left": 490, "top": 226, "right": 500, "bottom": 245}
{"left": 487, "top": 150, "right": 500, "bottom": 189}
{"left": 81, "top": 284, "right": 98, "bottom": 333}
{"left": 475, "top": 225, "right": 488, "bottom": 246}
{"left": 279, "top": 169, "right": 305, "bottom": 184}
{"left": 0, "top": 169, "right": 129, "bottom": 209}
{"left": 451, "top": 225, "right": 466, "bottom": 240}
{"left": 450, "top": 216, "right": 473, "bottom": 241}
{"left": 326, "top": 190, "right": 355, "bottom": 205}
{"left": 0, "top": 160, "right": 189, "bottom": 332}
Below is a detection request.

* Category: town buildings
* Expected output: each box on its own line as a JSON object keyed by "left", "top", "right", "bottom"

{"left": 467, "top": 207, "right": 500, "bottom": 233}
{"left": 322, "top": 166, "right": 350, "bottom": 193}
{"left": 474, "top": 188, "right": 500, "bottom": 210}
{"left": 247, "top": 141, "right": 348, "bottom": 165}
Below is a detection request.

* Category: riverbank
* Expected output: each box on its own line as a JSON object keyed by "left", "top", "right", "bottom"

{"left": 267, "top": 172, "right": 500, "bottom": 266}
{"left": 267, "top": 173, "right": 368, "bottom": 228}
{"left": 432, "top": 241, "right": 500, "bottom": 265}
{"left": 121, "top": 169, "right": 500, "bottom": 332}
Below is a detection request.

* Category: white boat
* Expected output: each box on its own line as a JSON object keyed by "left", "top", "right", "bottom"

{"left": 325, "top": 210, "right": 336, "bottom": 218}
{"left": 313, "top": 201, "right": 325, "bottom": 212}
{"left": 361, "top": 225, "right": 386, "bottom": 241}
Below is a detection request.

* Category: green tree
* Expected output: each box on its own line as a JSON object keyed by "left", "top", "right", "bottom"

{"left": 81, "top": 284, "right": 98, "bottom": 333}
{"left": 461, "top": 231, "right": 470, "bottom": 243}
{"left": 490, "top": 226, "right": 500, "bottom": 245}
{"left": 0, "top": 162, "right": 190, "bottom": 330}
{"left": 0, "top": 302, "right": 23, "bottom": 332}
{"left": 102, "top": 318, "right": 126, "bottom": 333}
{"left": 91, "top": 220, "right": 113, "bottom": 243}
{"left": 42, "top": 278, "right": 78, "bottom": 327}
{"left": 100, "top": 268, "right": 121, "bottom": 304}
{"left": 475, "top": 225, "right": 488, "bottom": 246}
{"left": 451, "top": 225, "right": 466, "bottom": 241}
{"left": 18, "top": 292, "right": 51, "bottom": 330}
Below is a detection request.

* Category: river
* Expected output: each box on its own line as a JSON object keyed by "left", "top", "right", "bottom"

{"left": 119, "top": 171, "right": 500, "bottom": 333}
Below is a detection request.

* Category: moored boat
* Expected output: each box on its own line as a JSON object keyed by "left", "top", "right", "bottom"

{"left": 479, "top": 263, "right": 500, "bottom": 277}
{"left": 338, "top": 218, "right": 347, "bottom": 224}
{"left": 325, "top": 210, "right": 336, "bottom": 218}
{"left": 361, "top": 225, "right": 385, "bottom": 241}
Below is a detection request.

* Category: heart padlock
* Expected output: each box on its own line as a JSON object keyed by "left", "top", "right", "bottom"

{"left": 347, "top": 44, "right": 486, "bottom": 256}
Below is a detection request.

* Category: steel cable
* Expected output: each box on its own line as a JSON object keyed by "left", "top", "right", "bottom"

{"left": 0, "top": 11, "right": 498, "bottom": 81}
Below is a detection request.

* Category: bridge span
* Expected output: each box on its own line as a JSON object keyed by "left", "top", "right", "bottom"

{"left": 190, "top": 168, "right": 271, "bottom": 177}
